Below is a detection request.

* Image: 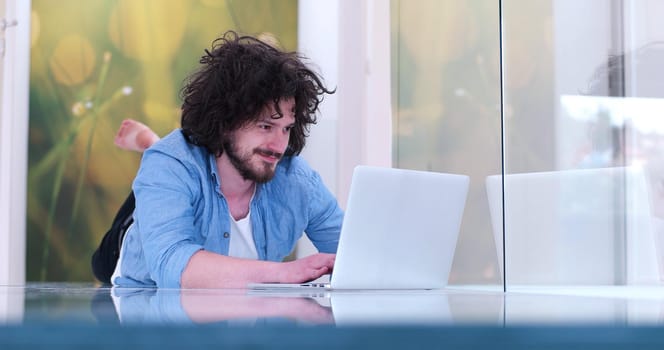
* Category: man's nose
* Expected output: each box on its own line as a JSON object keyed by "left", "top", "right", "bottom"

{"left": 268, "top": 129, "right": 290, "bottom": 152}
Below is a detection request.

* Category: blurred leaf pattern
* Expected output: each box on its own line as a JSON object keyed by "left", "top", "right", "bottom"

{"left": 28, "top": 0, "right": 297, "bottom": 282}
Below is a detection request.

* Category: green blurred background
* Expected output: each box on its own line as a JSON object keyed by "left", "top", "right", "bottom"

{"left": 27, "top": 0, "right": 298, "bottom": 282}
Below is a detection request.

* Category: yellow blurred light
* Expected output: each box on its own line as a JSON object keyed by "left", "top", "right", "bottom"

{"left": 31, "top": 11, "right": 40, "bottom": 47}
{"left": 200, "top": 0, "right": 224, "bottom": 8}
{"left": 108, "top": 0, "right": 190, "bottom": 63}
{"left": 71, "top": 102, "right": 86, "bottom": 117}
{"left": 49, "top": 34, "right": 96, "bottom": 86}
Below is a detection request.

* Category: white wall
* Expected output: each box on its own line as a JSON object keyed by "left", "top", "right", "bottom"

{"left": 334, "top": 0, "right": 392, "bottom": 208}
{"left": 0, "top": 0, "right": 30, "bottom": 286}
{"left": 297, "top": 0, "right": 392, "bottom": 257}
{"left": 298, "top": 0, "right": 340, "bottom": 196}
{"left": 623, "top": 0, "right": 664, "bottom": 51}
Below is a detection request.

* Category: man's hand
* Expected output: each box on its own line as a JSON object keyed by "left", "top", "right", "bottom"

{"left": 276, "top": 253, "right": 335, "bottom": 283}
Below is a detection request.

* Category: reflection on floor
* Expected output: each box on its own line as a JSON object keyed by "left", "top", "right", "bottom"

{"left": 1, "top": 283, "right": 663, "bottom": 348}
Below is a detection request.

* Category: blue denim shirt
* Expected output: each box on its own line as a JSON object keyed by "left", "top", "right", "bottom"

{"left": 113, "top": 129, "right": 343, "bottom": 288}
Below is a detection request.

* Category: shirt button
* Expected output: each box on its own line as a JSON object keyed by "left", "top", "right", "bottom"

{"left": 223, "top": 232, "right": 230, "bottom": 238}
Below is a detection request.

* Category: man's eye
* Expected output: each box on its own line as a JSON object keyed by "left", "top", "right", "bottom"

{"left": 258, "top": 124, "right": 271, "bottom": 130}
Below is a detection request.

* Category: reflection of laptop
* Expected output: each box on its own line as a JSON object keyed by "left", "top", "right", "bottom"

{"left": 486, "top": 166, "right": 659, "bottom": 285}
{"left": 244, "top": 290, "right": 452, "bottom": 325}
{"left": 250, "top": 165, "right": 470, "bottom": 290}
{"left": 330, "top": 292, "right": 452, "bottom": 325}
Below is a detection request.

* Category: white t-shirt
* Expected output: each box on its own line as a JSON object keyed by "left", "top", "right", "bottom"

{"left": 228, "top": 212, "right": 258, "bottom": 260}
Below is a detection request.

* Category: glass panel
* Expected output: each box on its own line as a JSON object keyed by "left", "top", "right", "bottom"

{"left": 391, "top": 0, "right": 503, "bottom": 285}
{"left": 502, "top": 0, "right": 663, "bottom": 286}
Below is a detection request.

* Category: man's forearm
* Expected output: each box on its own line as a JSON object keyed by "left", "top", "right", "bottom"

{"left": 179, "top": 250, "right": 336, "bottom": 289}
{"left": 180, "top": 250, "right": 281, "bottom": 289}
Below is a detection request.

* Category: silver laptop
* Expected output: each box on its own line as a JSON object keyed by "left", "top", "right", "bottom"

{"left": 250, "top": 165, "right": 470, "bottom": 290}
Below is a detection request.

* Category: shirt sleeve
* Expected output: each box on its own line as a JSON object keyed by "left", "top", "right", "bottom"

{"left": 304, "top": 170, "right": 344, "bottom": 253}
{"left": 132, "top": 149, "right": 204, "bottom": 288}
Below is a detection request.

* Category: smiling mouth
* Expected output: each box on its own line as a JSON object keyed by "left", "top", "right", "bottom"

{"left": 255, "top": 149, "right": 283, "bottom": 163}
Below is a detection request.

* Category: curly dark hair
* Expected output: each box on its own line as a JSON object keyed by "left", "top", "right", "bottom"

{"left": 180, "top": 31, "right": 334, "bottom": 157}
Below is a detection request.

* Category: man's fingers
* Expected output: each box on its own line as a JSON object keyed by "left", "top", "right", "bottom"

{"left": 311, "top": 253, "right": 335, "bottom": 268}
{"left": 309, "top": 266, "right": 329, "bottom": 280}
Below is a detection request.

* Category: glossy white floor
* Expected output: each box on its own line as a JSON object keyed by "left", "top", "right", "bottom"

{"left": 1, "top": 283, "right": 663, "bottom": 327}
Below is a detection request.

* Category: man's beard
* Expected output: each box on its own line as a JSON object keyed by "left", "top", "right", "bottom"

{"left": 223, "top": 140, "right": 283, "bottom": 183}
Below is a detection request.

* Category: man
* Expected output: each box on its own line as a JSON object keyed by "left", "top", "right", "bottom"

{"left": 110, "top": 31, "right": 343, "bottom": 288}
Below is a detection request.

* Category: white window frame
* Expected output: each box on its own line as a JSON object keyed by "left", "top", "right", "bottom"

{"left": 0, "top": 0, "right": 30, "bottom": 286}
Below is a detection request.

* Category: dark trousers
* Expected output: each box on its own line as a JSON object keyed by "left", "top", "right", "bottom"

{"left": 91, "top": 192, "right": 135, "bottom": 284}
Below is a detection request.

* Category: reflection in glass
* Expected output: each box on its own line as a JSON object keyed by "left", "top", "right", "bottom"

{"left": 0, "top": 287, "right": 24, "bottom": 325}
{"left": 112, "top": 288, "right": 334, "bottom": 326}
{"left": 488, "top": 166, "right": 659, "bottom": 285}
{"left": 498, "top": 94, "right": 664, "bottom": 286}
{"left": 111, "top": 288, "right": 459, "bottom": 326}
{"left": 502, "top": 0, "right": 664, "bottom": 286}
{"left": 504, "top": 291, "right": 664, "bottom": 325}
{"left": 7, "top": 284, "right": 664, "bottom": 327}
